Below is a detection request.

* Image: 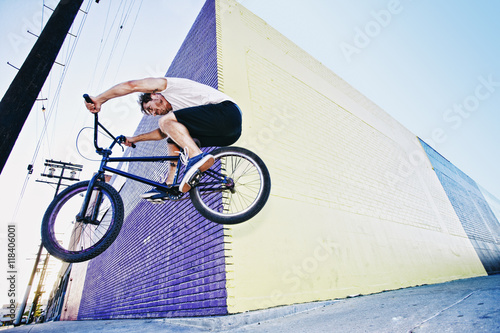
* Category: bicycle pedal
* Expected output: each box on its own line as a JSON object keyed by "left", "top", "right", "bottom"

{"left": 188, "top": 170, "right": 203, "bottom": 187}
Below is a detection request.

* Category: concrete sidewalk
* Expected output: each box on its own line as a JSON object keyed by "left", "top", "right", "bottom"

{"left": 5, "top": 274, "right": 500, "bottom": 332}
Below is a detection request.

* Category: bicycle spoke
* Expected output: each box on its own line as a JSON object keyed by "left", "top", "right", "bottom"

{"left": 194, "top": 151, "right": 264, "bottom": 217}
{"left": 51, "top": 186, "right": 116, "bottom": 253}
{"left": 42, "top": 180, "right": 124, "bottom": 262}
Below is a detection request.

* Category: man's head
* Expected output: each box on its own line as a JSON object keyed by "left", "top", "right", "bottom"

{"left": 138, "top": 93, "right": 171, "bottom": 116}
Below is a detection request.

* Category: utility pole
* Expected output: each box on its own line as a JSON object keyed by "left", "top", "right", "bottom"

{"left": 27, "top": 253, "right": 50, "bottom": 323}
{"left": 0, "top": 0, "right": 84, "bottom": 174}
{"left": 14, "top": 160, "right": 82, "bottom": 326}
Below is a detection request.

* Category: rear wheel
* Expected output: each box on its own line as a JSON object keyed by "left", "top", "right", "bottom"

{"left": 190, "top": 147, "right": 271, "bottom": 224}
{"left": 41, "top": 180, "right": 124, "bottom": 263}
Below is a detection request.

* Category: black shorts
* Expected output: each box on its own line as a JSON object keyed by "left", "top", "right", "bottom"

{"left": 173, "top": 101, "right": 242, "bottom": 147}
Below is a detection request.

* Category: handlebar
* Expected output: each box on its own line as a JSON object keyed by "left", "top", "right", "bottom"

{"left": 83, "top": 94, "right": 136, "bottom": 151}
{"left": 83, "top": 93, "right": 93, "bottom": 104}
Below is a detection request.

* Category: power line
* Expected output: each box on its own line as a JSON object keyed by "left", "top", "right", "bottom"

{"left": 9, "top": 0, "right": 93, "bottom": 226}
{"left": 30, "top": 0, "right": 93, "bottom": 166}
{"left": 16, "top": 159, "right": 82, "bottom": 326}
{"left": 113, "top": 0, "right": 144, "bottom": 83}
{"left": 90, "top": 0, "right": 124, "bottom": 91}
{"left": 96, "top": 0, "right": 137, "bottom": 90}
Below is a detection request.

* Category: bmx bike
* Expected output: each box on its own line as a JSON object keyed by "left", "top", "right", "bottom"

{"left": 41, "top": 96, "right": 271, "bottom": 263}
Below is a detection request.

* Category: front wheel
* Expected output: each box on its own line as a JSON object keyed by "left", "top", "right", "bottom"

{"left": 190, "top": 147, "right": 271, "bottom": 224}
{"left": 41, "top": 180, "right": 124, "bottom": 263}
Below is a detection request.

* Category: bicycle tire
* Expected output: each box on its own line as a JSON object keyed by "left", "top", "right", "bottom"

{"left": 190, "top": 147, "right": 271, "bottom": 224}
{"left": 41, "top": 180, "right": 124, "bottom": 263}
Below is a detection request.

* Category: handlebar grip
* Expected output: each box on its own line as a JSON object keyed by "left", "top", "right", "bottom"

{"left": 117, "top": 135, "right": 136, "bottom": 149}
{"left": 83, "top": 94, "right": 94, "bottom": 104}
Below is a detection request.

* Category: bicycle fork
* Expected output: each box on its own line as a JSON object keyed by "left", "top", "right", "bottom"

{"left": 76, "top": 170, "right": 106, "bottom": 224}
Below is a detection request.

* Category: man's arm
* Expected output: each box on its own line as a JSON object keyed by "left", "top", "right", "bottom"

{"left": 85, "top": 77, "right": 168, "bottom": 113}
{"left": 124, "top": 128, "right": 167, "bottom": 147}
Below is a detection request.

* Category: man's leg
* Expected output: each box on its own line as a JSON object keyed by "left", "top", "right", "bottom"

{"left": 159, "top": 112, "right": 202, "bottom": 158}
{"left": 159, "top": 112, "right": 214, "bottom": 192}
{"left": 165, "top": 141, "right": 179, "bottom": 185}
{"left": 140, "top": 141, "right": 181, "bottom": 200}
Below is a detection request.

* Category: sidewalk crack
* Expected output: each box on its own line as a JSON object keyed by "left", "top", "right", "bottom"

{"left": 408, "top": 291, "right": 475, "bottom": 333}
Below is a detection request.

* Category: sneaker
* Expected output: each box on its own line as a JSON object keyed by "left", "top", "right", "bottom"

{"left": 179, "top": 152, "right": 214, "bottom": 193}
{"left": 148, "top": 193, "right": 169, "bottom": 204}
{"left": 140, "top": 188, "right": 168, "bottom": 200}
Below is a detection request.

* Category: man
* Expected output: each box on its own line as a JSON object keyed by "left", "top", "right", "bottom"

{"left": 84, "top": 77, "right": 242, "bottom": 199}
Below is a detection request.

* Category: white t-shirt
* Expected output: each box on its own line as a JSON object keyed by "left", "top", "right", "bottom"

{"left": 160, "top": 77, "right": 236, "bottom": 111}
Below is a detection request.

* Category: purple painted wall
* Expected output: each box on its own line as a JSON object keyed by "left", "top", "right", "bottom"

{"left": 78, "top": 0, "right": 228, "bottom": 319}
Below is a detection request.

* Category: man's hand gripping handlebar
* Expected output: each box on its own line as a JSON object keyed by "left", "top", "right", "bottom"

{"left": 83, "top": 94, "right": 136, "bottom": 149}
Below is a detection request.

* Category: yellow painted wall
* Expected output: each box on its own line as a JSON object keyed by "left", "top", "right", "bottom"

{"left": 215, "top": 0, "right": 486, "bottom": 313}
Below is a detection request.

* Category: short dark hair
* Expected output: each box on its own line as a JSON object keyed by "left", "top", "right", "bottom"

{"left": 138, "top": 93, "right": 153, "bottom": 114}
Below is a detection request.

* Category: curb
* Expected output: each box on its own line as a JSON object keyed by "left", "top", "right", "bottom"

{"left": 162, "top": 300, "right": 339, "bottom": 331}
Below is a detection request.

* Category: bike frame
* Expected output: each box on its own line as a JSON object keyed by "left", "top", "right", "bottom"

{"left": 76, "top": 114, "right": 191, "bottom": 221}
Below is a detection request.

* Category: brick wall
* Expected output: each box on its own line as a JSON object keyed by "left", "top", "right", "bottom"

{"left": 420, "top": 139, "right": 500, "bottom": 274}
{"left": 217, "top": 0, "right": 490, "bottom": 313}
{"left": 74, "top": 0, "right": 500, "bottom": 318}
{"left": 77, "top": 0, "right": 228, "bottom": 319}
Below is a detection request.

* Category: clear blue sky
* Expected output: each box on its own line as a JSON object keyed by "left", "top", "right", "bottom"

{"left": 1, "top": 0, "right": 499, "bottom": 305}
